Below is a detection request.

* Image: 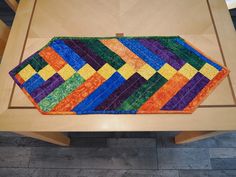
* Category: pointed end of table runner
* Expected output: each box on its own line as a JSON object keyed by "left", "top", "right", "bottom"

{"left": 9, "top": 36, "right": 230, "bottom": 115}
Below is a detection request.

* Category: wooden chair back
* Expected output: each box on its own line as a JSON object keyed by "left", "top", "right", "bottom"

{"left": 0, "top": 20, "right": 10, "bottom": 59}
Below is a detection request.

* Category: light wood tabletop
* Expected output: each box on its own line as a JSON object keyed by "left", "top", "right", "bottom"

{"left": 0, "top": 0, "right": 236, "bottom": 146}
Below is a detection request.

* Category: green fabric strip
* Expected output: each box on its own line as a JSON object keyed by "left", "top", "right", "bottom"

{"left": 12, "top": 54, "right": 48, "bottom": 75}
{"left": 157, "top": 38, "right": 206, "bottom": 70}
{"left": 117, "top": 73, "right": 167, "bottom": 111}
{"left": 38, "top": 73, "right": 85, "bottom": 112}
{"left": 30, "top": 55, "right": 48, "bottom": 72}
{"left": 79, "top": 39, "right": 125, "bottom": 70}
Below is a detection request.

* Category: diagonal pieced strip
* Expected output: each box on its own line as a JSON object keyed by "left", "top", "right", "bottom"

{"left": 38, "top": 73, "right": 85, "bottom": 112}
{"left": 63, "top": 39, "right": 106, "bottom": 70}
{"left": 117, "top": 73, "right": 167, "bottom": 111}
{"left": 100, "top": 39, "right": 146, "bottom": 70}
{"left": 119, "top": 38, "right": 165, "bottom": 70}
{"left": 72, "top": 72, "right": 125, "bottom": 113}
{"left": 137, "top": 73, "right": 189, "bottom": 113}
{"left": 156, "top": 37, "right": 206, "bottom": 70}
{"left": 161, "top": 73, "right": 209, "bottom": 110}
{"left": 95, "top": 73, "right": 146, "bottom": 111}
{"left": 50, "top": 40, "right": 86, "bottom": 71}
{"left": 175, "top": 38, "right": 222, "bottom": 70}
{"left": 79, "top": 39, "right": 125, "bottom": 70}
{"left": 51, "top": 73, "right": 105, "bottom": 112}
{"left": 138, "top": 38, "right": 185, "bottom": 70}
{"left": 184, "top": 68, "right": 228, "bottom": 112}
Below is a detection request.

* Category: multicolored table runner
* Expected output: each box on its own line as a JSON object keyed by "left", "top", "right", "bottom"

{"left": 9, "top": 36, "right": 229, "bottom": 115}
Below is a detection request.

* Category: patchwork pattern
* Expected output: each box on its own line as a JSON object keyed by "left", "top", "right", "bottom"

{"left": 9, "top": 36, "right": 229, "bottom": 114}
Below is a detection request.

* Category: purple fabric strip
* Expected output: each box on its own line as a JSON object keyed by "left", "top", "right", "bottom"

{"left": 9, "top": 51, "right": 40, "bottom": 75}
{"left": 30, "top": 73, "right": 64, "bottom": 103}
{"left": 63, "top": 39, "right": 105, "bottom": 70}
{"left": 138, "top": 38, "right": 185, "bottom": 70}
{"left": 161, "top": 72, "right": 209, "bottom": 110}
{"left": 95, "top": 73, "right": 146, "bottom": 110}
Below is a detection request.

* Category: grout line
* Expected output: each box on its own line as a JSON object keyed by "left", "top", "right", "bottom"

{"left": 207, "top": 147, "right": 213, "bottom": 170}
{"left": 155, "top": 138, "right": 159, "bottom": 170}
{"left": 27, "top": 148, "right": 32, "bottom": 168}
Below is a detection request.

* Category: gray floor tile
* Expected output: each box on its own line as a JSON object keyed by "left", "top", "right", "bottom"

{"left": 0, "top": 134, "right": 109, "bottom": 147}
{"left": 29, "top": 147, "right": 157, "bottom": 169}
{"left": 69, "top": 132, "right": 158, "bottom": 138}
{"left": 212, "top": 133, "right": 236, "bottom": 148}
{"left": 208, "top": 170, "right": 236, "bottom": 177}
{"left": 0, "top": 136, "right": 156, "bottom": 148}
{"left": 158, "top": 148, "right": 211, "bottom": 169}
{"left": 210, "top": 148, "right": 236, "bottom": 158}
{"left": 0, "top": 147, "right": 31, "bottom": 167}
{"left": 69, "top": 132, "right": 115, "bottom": 138}
{"left": 0, "top": 168, "right": 32, "bottom": 177}
{"left": 113, "top": 132, "right": 158, "bottom": 138}
{"left": 211, "top": 158, "right": 236, "bottom": 170}
{"left": 70, "top": 138, "right": 108, "bottom": 147}
{"left": 157, "top": 133, "right": 236, "bottom": 148}
{"left": 179, "top": 170, "right": 236, "bottom": 177}
{"left": 157, "top": 136, "right": 217, "bottom": 148}
{"left": 115, "top": 170, "right": 180, "bottom": 177}
{"left": 179, "top": 170, "right": 209, "bottom": 177}
{"left": 0, "top": 136, "right": 56, "bottom": 147}
{"left": 0, "top": 168, "right": 179, "bottom": 177}
{"left": 107, "top": 138, "right": 156, "bottom": 148}
{"left": 0, "top": 132, "right": 21, "bottom": 137}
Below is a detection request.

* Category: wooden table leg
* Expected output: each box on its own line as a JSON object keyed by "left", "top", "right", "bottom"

{"left": 15, "top": 132, "right": 70, "bottom": 146}
{"left": 175, "top": 131, "right": 227, "bottom": 144}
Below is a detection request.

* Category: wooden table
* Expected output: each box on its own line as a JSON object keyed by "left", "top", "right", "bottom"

{"left": 0, "top": 0, "right": 236, "bottom": 146}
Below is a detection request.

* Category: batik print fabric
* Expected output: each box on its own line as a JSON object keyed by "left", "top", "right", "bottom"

{"left": 9, "top": 36, "right": 229, "bottom": 115}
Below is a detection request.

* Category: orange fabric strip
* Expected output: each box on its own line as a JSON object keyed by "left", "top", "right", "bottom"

{"left": 184, "top": 68, "right": 229, "bottom": 112}
{"left": 15, "top": 73, "right": 25, "bottom": 84}
{"left": 138, "top": 73, "right": 189, "bottom": 112}
{"left": 39, "top": 46, "right": 67, "bottom": 71}
{"left": 100, "top": 39, "right": 145, "bottom": 70}
{"left": 51, "top": 73, "right": 105, "bottom": 112}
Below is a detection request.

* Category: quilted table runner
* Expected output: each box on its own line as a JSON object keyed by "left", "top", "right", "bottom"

{"left": 9, "top": 36, "right": 229, "bottom": 115}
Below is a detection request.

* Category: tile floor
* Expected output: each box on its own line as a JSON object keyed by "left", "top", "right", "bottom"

{"left": 0, "top": 132, "right": 236, "bottom": 177}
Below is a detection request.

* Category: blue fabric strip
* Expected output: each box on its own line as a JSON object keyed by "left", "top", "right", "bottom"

{"left": 74, "top": 110, "right": 136, "bottom": 114}
{"left": 50, "top": 39, "right": 86, "bottom": 71}
{"left": 23, "top": 74, "right": 45, "bottom": 94}
{"left": 72, "top": 72, "right": 125, "bottom": 113}
{"left": 119, "top": 38, "right": 165, "bottom": 70}
{"left": 175, "top": 38, "right": 222, "bottom": 70}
